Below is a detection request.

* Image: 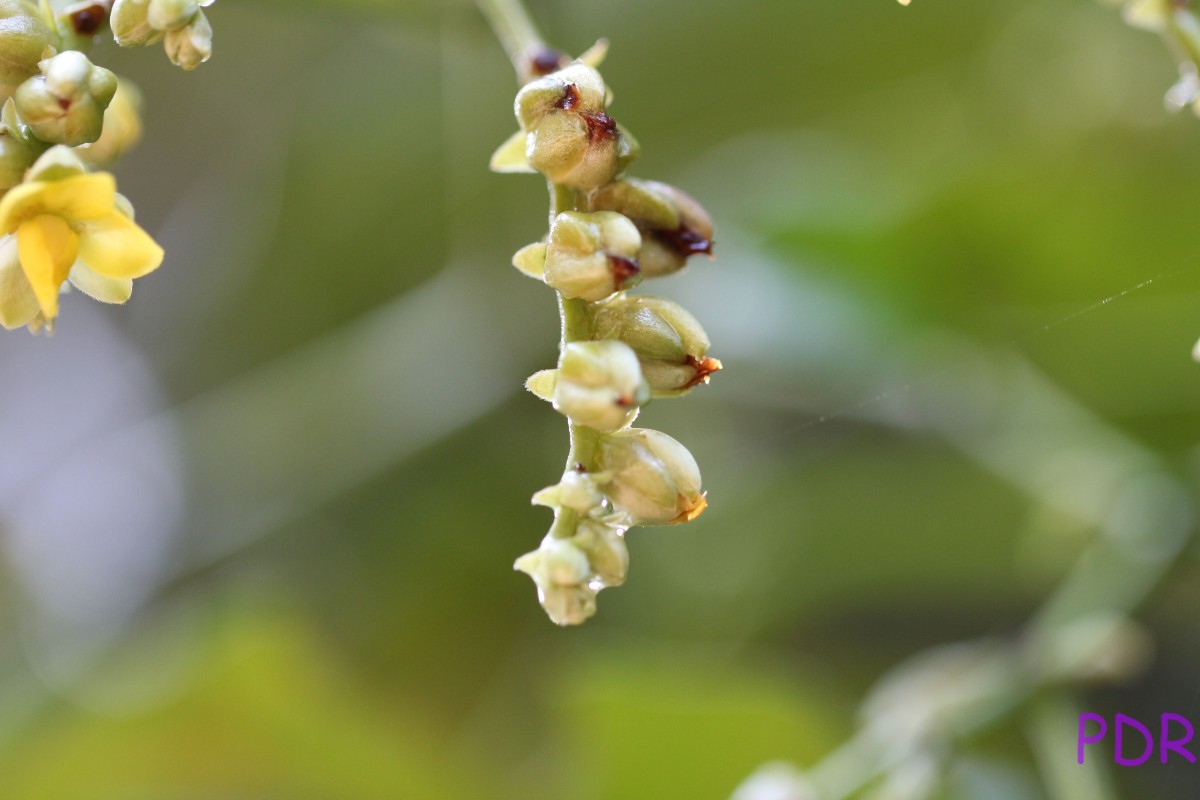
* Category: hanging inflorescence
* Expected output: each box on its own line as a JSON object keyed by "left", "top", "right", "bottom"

{"left": 0, "top": 0, "right": 216, "bottom": 334}
{"left": 490, "top": 43, "right": 720, "bottom": 625}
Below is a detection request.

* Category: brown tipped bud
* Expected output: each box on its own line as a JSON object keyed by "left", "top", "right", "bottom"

{"left": 591, "top": 178, "right": 714, "bottom": 277}
{"left": 554, "top": 340, "right": 650, "bottom": 432}
{"left": 591, "top": 295, "right": 721, "bottom": 396}
{"left": 513, "top": 63, "right": 634, "bottom": 189}
{"left": 545, "top": 210, "right": 642, "bottom": 301}
{"left": 14, "top": 51, "right": 116, "bottom": 146}
{"left": 597, "top": 428, "right": 706, "bottom": 526}
{"left": 515, "top": 63, "right": 607, "bottom": 130}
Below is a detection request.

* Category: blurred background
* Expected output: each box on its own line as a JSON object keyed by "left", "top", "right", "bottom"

{"left": 2, "top": 0, "right": 1200, "bottom": 797}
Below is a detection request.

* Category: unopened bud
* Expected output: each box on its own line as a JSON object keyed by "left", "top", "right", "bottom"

{"left": 514, "top": 537, "right": 597, "bottom": 626}
{"left": 570, "top": 518, "right": 628, "bottom": 587}
{"left": 591, "top": 178, "right": 714, "bottom": 277}
{"left": 554, "top": 340, "right": 649, "bottom": 432}
{"left": 164, "top": 9, "right": 211, "bottom": 70}
{"left": 516, "top": 63, "right": 607, "bottom": 130}
{"left": 532, "top": 469, "right": 607, "bottom": 515}
{"left": 515, "top": 537, "right": 590, "bottom": 586}
{"left": 76, "top": 77, "right": 142, "bottom": 166}
{"left": 0, "top": 0, "right": 58, "bottom": 104}
{"left": 110, "top": 0, "right": 160, "bottom": 46}
{"left": 147, "top": 0, "right": 198, "bottom": 30}
{"left": 515, "top": 63, "right": 634, "bottom": 189}
{"left": 15, "top": 51, "right": 116, "bottom": 146}
{"left": 591, "top": 295, "right": 721, "bottom": 396}
{"left": 597, "top": 428, "right": 706, "bottom": 525}
{"left": 545, "top": 210, "right": 642, "bottom": 301}
{"left": 111, "top": 0, "right": 214, "bottom": 67}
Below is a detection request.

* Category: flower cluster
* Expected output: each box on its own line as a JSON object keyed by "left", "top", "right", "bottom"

{"left": 0, "top": 0, "right": 215, "bottom": 332}
{"left": 493, "top": 47, "right": 719, "bottom": 625}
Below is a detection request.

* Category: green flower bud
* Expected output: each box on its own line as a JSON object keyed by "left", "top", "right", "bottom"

{"left": 147, "top": 0, "right": 198, "bottom": 30}
{"left": 526, "top": 111, "right": 625, "bottom": 190}
{"left": 0, "top": 0, "right": 59, "bottom": 104}
{"left": 515, "top": 63, "right": 607, "bottom": 130}
{"left": 515, "top": 537, "right": 590, "bottom": 587}
{"left": 554, "top": 340, "right": 649, "bottom": 432}
{"left": 15, "top": 50, "right": 116, "bottom": 146}
{"left": 538, "top": 584, "right": 596, "bottom": 626}
{"left": 591, "top": 178, "right": 714, "bottom": 278}
{"left": 570, "top": 518, "right": 628, "bottom": 587}
{"left": 514, "top": 63, "right": 633, "bottom": 190}
{"left": 163, "top": 9, "right": 211, "bottom": 70}
{"left": 0, "top": 100, "right": 36, "bottom": 193}
{"left": 545, "top": 210, "right": 642, "bottom": 301}
{"left": 597, "top": 428, "right": 706, "bottom": 525}
{"left": 76, "top": 77, "right": 141, "bottom": 166}
{"left": 514, "top": 537, "right": 597, "bottom": 626}
{"left": 591, "top": 294, "right": 722, "bottom": 396}
{"left": 111, "top": 0, "right": 214, "bottom": 67}
{"left": 110, "top": 0, "right": 160, "bottom": 46}
{"left": 532, "top": 469, "right": 607, "bottom": 515}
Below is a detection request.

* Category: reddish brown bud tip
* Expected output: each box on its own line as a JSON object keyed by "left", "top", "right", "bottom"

{"left": 652, "top": 226, "right": 714, "bottom": 259}
{"left": 582, "top": 110, "right": 619, "bottom": 142}
{"left": 609, "top": 255, "right": 640, "bottom": 290}
{"left": 554, "top": 83, "right": 581, "bottom": 111}
{"left": 69, "top": 4, "right": 108, "bottom": 36}
{"left": 529, "top": 47, "right": 569, "bottom": 77}
{"left": 684, "top": 356, "right": 722, "bottom": 389}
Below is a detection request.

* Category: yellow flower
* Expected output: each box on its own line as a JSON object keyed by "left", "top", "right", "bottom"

{"left": 0, "top": 146, "right": 162, "bottom": 328}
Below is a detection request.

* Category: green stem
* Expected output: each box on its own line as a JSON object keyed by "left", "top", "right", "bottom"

{"left": 548, "top": 184, "right": 601, "bottom": 539}
{"left": 478, "top": 3, "right": 604, "bottom": 544}
{"left": 474, "top": 0, "right": 545, "bottom": 80}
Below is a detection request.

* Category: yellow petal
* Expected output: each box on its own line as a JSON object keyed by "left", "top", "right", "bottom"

{"left": 0, "top": 236, "right": 40, "bottom": 330}
{"left": 18, "top": 215, "right": 79, "bottom": 319}
{"left": 78, "top": 211, "right": 163, "bottom": 279}
{"left": 68, "top": 262, "right": 133, "bottom": 305}
{"left": 0, "top": 173, "right": 116, "bottom": 232}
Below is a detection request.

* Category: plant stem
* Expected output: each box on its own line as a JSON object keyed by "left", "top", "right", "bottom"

{"left": 477, "top": 1, "right": 603, "bottom": 543}
{"left": 475, "top": 0, "right": 545, "bottom": 80}
{"left": 548, "top": 184, "right": 600, "bottom": 539}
